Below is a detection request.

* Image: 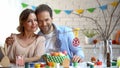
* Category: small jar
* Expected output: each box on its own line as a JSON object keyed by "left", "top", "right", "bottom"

{"left": 16, "top": 55, "right": 24, "bottom": 66}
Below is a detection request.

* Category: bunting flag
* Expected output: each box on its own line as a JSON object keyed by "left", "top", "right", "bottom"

{"left": 21, "top": 0, "right": 119, "bottom": 15}
{"left": 87, "top": 8, "right": 96, "bottom": 13}
{"left": 99, "top": 5, "right": 107, "bottom": 10}
{"left": 76, "top": 9, "right": 84, "bottom": 14}
{"left": 21, "top": 3, "right": 28, "bottom": 8}
{"left": 31, "top": 6, "right": 36, "bottom": 10}
{"left": 64, "top": 10, "right": 73, "bottom": 15}
{"left": 54, "top": 9, "right": 61, "bottom": 14}
{"left": 111, "top": 1, "right": 118, "bottom": 7}
{"left": 73, "top": 28, "right": 80, "bottom": 37}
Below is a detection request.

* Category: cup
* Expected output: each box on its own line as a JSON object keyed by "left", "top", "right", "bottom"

{"left": 16, "top": 55, "right": 24, "bottom": 66}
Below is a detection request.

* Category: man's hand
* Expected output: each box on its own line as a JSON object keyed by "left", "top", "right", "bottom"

{"left": 5, "top": 34, "right": 14, "bottom": 46}
{"left": 72, "top": 55, "right": 83, "bottom": 63}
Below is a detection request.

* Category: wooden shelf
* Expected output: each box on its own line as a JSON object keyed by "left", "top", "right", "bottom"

{"left": 82, "top": 44, "right": 120, "bottom": 49}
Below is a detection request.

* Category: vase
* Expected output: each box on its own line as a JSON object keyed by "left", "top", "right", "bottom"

{"left": 85, "top": 36, "right": 93, "bottom": 44}
{"left": 98, "top": 40, "right": 112, "bottom": 67}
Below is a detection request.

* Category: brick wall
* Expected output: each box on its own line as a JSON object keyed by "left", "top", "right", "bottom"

{"left": 21, "top": 0, "right": 120, "bottom": 60}
{"left": 21, "top": 0, "right": 120, "bottom": 43}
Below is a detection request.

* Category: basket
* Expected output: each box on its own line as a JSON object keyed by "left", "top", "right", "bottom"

{"left": 43, "top": 54, "right": 69, "bottom": 63}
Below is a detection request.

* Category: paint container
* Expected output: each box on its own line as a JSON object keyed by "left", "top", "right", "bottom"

{"left": 35, "top": 63, "right": 40, "bottom": 68}
{"left": 25, "top": 62, "right": 29, "bottom": 68}
{"left": 29, "top": 63, "right": 34, "bottom": 68}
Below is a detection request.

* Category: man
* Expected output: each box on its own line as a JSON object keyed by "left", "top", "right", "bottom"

{"left": 6, "top": 4, "right": 84, "bottom": 63}
{"left": 35, "top": 4, "right": 84, "bottom": 62}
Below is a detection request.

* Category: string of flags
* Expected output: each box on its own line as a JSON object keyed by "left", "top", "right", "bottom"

{"left": 21, "top": 0, "right": 119, "bottom": 15}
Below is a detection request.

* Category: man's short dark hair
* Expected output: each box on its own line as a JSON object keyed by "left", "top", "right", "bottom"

{"left": 35, "top": 4, "right": 53, "bottom": 18}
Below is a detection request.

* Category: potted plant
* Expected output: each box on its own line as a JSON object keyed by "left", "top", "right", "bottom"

{"left": 82, "top": 29, "right": 97, "bottom": 44}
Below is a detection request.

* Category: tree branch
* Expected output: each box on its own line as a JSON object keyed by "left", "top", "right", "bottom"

{"left": 73, "top": 13, "right": 106, "bottom": 40}
{"left": 107, "top": 11, "right": 120, "bottom": 39}
{"left": 72, "top": 0, "right": 120, "bottom": 41}
{"left": 96, "top": 0, "right": 108, "bottom": 39}
{"left": 106, "top": 1, "right": 120, "bottom": 39}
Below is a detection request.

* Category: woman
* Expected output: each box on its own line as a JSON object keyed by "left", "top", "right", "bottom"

{"left": 6, "top": 9, "right": 45, "bottom": 63}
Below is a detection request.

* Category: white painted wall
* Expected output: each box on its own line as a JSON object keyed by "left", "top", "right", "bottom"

{"left": 0, "top": 0, "right": 22, "bottom": 46}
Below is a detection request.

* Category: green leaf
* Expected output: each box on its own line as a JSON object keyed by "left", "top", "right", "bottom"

{"left": 82, "top": 29, "right": 97, "bottom": 38}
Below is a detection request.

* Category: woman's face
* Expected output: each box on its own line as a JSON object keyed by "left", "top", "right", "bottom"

{"left": 23, "top": 13, "right": 38, "bottom": 33}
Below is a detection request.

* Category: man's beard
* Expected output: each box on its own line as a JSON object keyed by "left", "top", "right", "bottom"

{"left": 41, "top": 24, "right": 52, "bottom": 34}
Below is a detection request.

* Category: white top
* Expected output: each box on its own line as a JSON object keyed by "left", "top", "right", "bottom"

{"left": 44, "top": 31, "right": 59, "bottom": 53}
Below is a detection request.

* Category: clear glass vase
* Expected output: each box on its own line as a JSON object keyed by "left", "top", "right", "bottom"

{"left": 98, "top": 40, "right": 112, "bottom": 67}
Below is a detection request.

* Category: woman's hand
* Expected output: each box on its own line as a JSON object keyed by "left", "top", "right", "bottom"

{"left": 5, "top": 34, "right": 14, "bottom": 46}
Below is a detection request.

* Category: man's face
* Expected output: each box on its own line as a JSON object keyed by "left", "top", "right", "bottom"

{"left": 37, "top": 11, "right": 53, "bottom": 34}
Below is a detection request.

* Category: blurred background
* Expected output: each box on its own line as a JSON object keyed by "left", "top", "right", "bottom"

{"left": 0, "top": 0, "right": 119, "bottom": 61}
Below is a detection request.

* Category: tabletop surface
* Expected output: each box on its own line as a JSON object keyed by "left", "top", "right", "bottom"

{"left": 9, "top": 62, "right": 117, "bottom": 68}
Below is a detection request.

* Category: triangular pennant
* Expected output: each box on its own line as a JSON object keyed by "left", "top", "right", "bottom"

{"left": 87, "top": 8, "right": 96, "bottom": 13}
{"left": 21, "top": 3, "right": 28, "bottom": 8}
{"left": 110, "top": 1, "right": 118, "bottom": 7}
{"left": 64, "top": 10, "right": 73, "bottom": 15}
{"left": 99, "top": 5, "right": 107, "bottom": 10}
{"left": 73, "top": 28, "right": 80, "bottom": 37}
{"left": 54, "top": 9, "right": 61, "bottom": 14}
{"left": 76, "top": 9, "right": 84, "bottom": 14}
{"left": 31, "top": 6, "right": 36, "bottom": 10}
